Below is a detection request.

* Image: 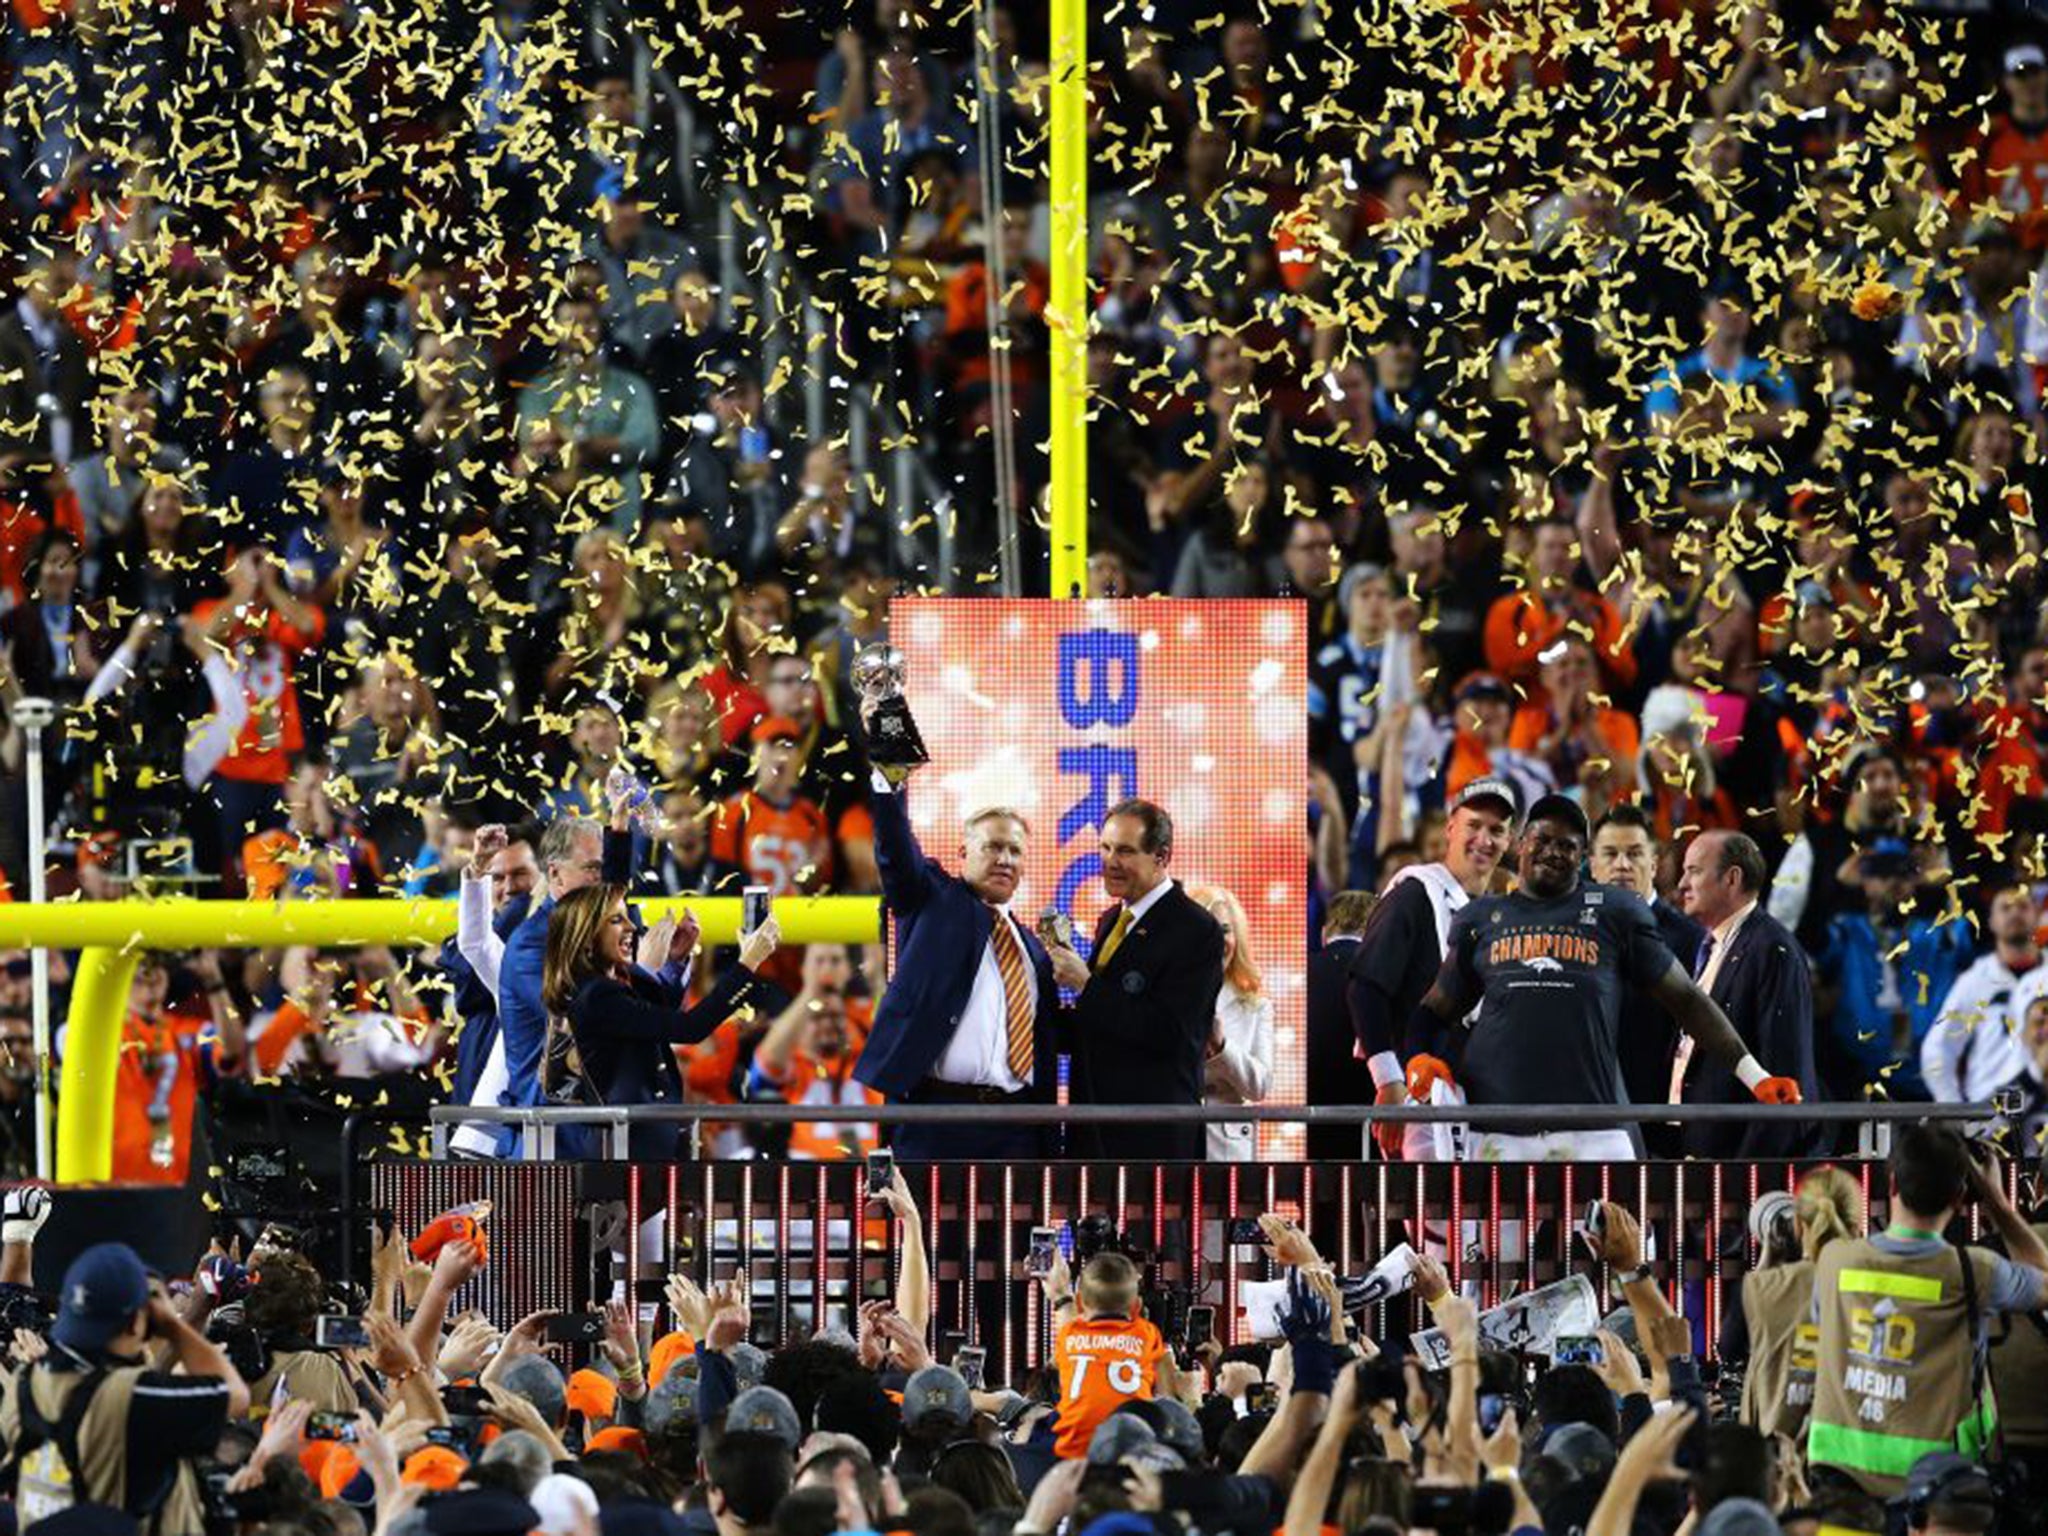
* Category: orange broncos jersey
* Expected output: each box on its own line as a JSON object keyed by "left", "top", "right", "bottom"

{"left": 1053, "top": 1313, "right": 1165, "bottom": 1459}
{"left": 710, "top": 790, "right": 833, "bottom": 894}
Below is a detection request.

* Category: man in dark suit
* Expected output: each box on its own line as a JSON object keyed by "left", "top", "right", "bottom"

{"left": 1590, "top": 804, "right": 1707, "bottom": 1156}
{"left": 1675, "top": 830, "right": 1821, "bottom": 1158}
{"left": 853, "top": 758, "right": 1061, "bottom": 1163}
{"left": 1044, "top": 798, "right": 1226, "bottom": 1162}
{"left": 1306, "top": 891, "right": 1376, "bottom": 1161}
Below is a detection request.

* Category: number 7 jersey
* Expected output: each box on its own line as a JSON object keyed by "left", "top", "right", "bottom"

{"left": 1053, "top": 1313, "right": 1166, "bottom": 1459}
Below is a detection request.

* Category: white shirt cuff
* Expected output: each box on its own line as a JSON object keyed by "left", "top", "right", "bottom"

{"left": 1735, "top": 1054, "right": 1769, "bottom": 1091}
{"left": 1367, "top": 1052, "right": 1404, "bottom": 1091}
{"left": 871, "top": 769, "right": 896, "bottom": 795}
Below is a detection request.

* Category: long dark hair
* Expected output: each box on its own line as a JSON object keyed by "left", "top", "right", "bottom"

{"left": 542, "top": 883, "right": 626, "bottom": 1015}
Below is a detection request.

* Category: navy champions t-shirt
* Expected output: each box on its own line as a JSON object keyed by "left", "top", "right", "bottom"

{"left": 1437, "top": 882, "right": 1678, "bottom": 1107}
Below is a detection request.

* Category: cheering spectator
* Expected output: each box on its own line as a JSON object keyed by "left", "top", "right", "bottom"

{"left": 541, "top": 886, "right": 781, "bottom": 1159}
{"left": 1483, "top": 518, "right": 1636, "bottom": 690}
{"left": 1816, "top": 838, "right": 1973, "bottom": 1100}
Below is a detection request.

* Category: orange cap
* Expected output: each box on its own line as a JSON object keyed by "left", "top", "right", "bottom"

{"left": 585, "top": 1426, "right": 648, "bottom": 1460}
{"left": 648, "top": 1331, "right": 696, "bottom": 1386}
{"left": 566, "top": 1368, "right": 617, "bottom": 1422}
{"left": 401, "top": 1446, "right": 469, "bottom": 1491}
{"left": 298, "top": 1440, "right": 338, "bottom": 1488}
{"left": 318, "top": 1446, "right": 363, "bottom": 1501}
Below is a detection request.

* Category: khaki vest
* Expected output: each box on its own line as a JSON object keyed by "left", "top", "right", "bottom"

{"left": 1807, "top": 1236, "right": 2002, "bottom": 1496}
{"left": 249, "top": 1349, "right": 355, "bottom": 1415}
{"left": 1989, "top": 1222, "right": 2048, "bottom": 1450}
{"left": 0, "top": 1364, "right": 207, "bottom": 1536}
{"left": 1741, "top": 1258, "right": 1819, "bottom": 1440}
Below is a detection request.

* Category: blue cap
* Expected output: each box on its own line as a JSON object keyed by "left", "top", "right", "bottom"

{"left": 422, "top": 1489, "right": 539, "bottom": 1536}
{"left": 54, "top": 1243, "right": 150, "bottom": 1353}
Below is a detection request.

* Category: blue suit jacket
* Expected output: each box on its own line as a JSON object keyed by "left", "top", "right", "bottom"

{"left": 853, "top": 787, "right": 1061, "bottom": 1100}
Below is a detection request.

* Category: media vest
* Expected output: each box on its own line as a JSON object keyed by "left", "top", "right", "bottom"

{"left": 1989, "top": 1221, "right": 2048, "bottom": 1450}
{"left": 1741, "top": 1257, "right": 1819, "bottom": 1440}
{"left": 1807, "top": 1236, "right": 2003, "bottom": 1496}
{"left": 0, "top": 1364, "right": 208, "bottom": 1535}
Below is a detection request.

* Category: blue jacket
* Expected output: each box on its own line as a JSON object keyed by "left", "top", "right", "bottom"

{"left": 1819, "top": 911, "right": 1972, "bottom": 1097}
{"left": 852, "top": 786, "right": 1061, "bottom": 1100}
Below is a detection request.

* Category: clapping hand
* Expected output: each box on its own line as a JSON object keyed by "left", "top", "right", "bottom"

{"left": 438, "top": 1315, "right": 499, "bottom": 1380}
{"left": 665, "top": 1276, "right": 711, "bottom": 1340}
{"left": 637, "top": 914, "right": 680, "bottom": 972}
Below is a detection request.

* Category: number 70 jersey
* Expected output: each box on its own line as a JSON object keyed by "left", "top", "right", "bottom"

{"left": 1053, "top": 1312, "right": 1167, "bottom": 1460}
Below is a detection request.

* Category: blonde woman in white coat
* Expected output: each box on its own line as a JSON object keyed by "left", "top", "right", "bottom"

{"left": 1193, "top": 885, "right": 1274, "bottom": 1162}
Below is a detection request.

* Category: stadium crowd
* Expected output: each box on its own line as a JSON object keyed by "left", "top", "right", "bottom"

{"left": 5, "top": 2, "right": 2048, "bottom": 1535}
{"left": 3, "top": 0, "right": 2048, "bottom": 1168}
{"left": 0, "top": 1145, "right": 2039, "bottom": 1536}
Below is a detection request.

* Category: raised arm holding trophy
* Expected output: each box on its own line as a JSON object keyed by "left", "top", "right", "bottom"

{"left": 849, "top": 643, "right": 1060, "bottom": 1162}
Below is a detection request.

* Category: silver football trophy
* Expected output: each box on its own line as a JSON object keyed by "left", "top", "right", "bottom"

{"left": 851, "top": 643, "right": 929, "bottom": 768}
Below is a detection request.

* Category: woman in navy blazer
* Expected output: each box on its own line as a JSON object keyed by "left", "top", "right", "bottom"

{"left": 542, "top": 885, "right": 783, "bottom": 1159}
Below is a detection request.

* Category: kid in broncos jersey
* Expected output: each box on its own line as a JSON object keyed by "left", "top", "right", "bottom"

{"left": 1041, "top": 1248, "right": 1183, "bottom": 1460}
{"left": 1405, "top": 794, "right": 1803, "bottom": 1160}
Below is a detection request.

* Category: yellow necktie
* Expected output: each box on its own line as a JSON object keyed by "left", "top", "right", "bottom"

{"left": 1093, "top": 907, "right": 1133, "bottom": 971}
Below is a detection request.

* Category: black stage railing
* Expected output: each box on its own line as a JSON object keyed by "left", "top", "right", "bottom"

{"left": 338, "top": 1103, "right": 1999, "bottom": 1381}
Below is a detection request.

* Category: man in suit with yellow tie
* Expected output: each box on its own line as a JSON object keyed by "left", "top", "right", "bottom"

{"left": 1046, "top": 798, "right": 1227, "bottom": 1161}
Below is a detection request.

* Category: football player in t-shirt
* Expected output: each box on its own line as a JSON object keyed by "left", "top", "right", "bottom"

{"left": 1405, "top": 794, "right": 1802, "bottom": 1160}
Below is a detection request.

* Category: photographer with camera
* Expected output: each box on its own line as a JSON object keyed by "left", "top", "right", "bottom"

{"left": 0, "top": 1240, "right": 249, "bottom": 1533}
{"left": 1809, "top": 1124, "right": 2048, "bottom": 1498}
{"left": 1726, "top": 1168, "right": 1858, "bottom": 1441}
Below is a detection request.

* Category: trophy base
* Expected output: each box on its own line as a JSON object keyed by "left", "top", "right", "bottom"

{"left": 863, "top": 699, "right": 930, "bottom": 768}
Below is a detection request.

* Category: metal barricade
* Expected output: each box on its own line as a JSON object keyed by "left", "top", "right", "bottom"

{"left": 364, "top": 1103, "right": 1995, "bottom": 1380}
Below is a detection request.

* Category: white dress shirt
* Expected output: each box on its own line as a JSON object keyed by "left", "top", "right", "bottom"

{"left": 930, "top": 904, "right": 1038, "bottom": 1090}
{"left": 1115, "top": 876, "right": 1176, "bottom": 932}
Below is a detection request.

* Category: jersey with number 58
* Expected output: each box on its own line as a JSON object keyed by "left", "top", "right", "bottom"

{"left": 1053, "top": 1313, "right": 1165, "bottom": 1459}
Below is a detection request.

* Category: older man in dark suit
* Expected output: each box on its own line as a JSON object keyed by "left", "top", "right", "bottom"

{"left": 1045, "top": 798, "right": 1226, "bottom": 1162}
{"left": 1675, "top": 830, "right": 1821, "bottom": 1158}
{"left": 853, "top": 757, "right": 1062, "bottom": 1162}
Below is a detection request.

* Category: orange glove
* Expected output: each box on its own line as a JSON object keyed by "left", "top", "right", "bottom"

{"left": 411, "top": 1210, "right": 490, "bottom": 1266}
{"left": 1752, "top": 1075, "right": 1802, "bottom": 1105}
{"left": 1405, "top": 1054, "right": 1456, "bottom": 1104}
{"left": 1373, "top": 1082, "right": 1407, "bottom": 1160}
